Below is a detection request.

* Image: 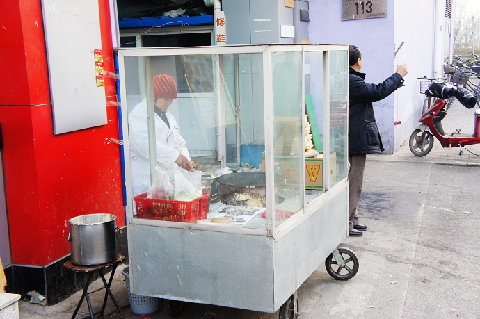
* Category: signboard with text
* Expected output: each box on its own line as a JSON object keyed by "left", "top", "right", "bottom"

{"left": 215, "top": 11, "right": 226, "bottom": 46}
{"left": 342, "top": 0, "right": 387, "bottom": 21}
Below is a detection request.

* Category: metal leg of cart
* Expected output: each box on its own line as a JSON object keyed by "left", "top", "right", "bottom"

{"left": 325, "top": 247, "right": 359, "bottom": 281}
{"left": 279, "top": 291, "right": 298, "bottom": 319}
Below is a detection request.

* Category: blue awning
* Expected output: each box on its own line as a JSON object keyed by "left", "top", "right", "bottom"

{"left": 119, "top": 14, "right": 213, "bottom": 29}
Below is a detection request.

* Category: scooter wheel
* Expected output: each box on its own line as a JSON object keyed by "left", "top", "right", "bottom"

{"left": 409, "top": 129, "right": 434, "bottom": 157}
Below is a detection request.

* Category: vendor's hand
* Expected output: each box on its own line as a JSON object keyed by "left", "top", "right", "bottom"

{"left": 176, "top": 154, "right": 194, "bottom": 171}
{"left": 396, "top": 63, "right": 408, "bottom": 77}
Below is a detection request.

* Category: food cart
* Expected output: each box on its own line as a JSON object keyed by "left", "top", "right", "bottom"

{"left": 117, "top": 44, "right": 357, "bottom": 318}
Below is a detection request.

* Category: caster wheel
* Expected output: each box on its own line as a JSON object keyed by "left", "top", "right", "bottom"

{"left": 279, "top": 294, "right": 298, "bottom": 319}
{"left": 165, "top": 300, "right": 185, "bottom": 318}
{"left": 325, "top": 247, "right": 359, "bottom": 280}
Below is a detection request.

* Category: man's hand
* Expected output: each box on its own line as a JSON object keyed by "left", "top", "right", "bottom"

{"left": 396, "top": 63, "right": 409, "bottom": 77}
{"left": 176, "top": 154, "right": 194, "bottom": 171}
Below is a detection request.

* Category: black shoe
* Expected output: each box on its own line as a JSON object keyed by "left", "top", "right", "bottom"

{"left": 353, "top": 224, "right": 367, "bottom": 231}
{"left": 349, "top": 229, "right": 363, "bottom": 237}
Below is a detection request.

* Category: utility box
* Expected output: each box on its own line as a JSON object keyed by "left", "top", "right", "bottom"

{"left": 223, "top": 0, "right": 309, "bottom": 44}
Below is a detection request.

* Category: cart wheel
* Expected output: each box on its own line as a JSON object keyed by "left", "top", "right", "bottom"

{"left": 325, "top": 247, "right": 359, "bottom": 280}
{"left": 165, "top": 300, "right": 185, "bottom": 318}
{"left": 279, "top": 294, "right": 298, "bottom": 319}
{"left": 409, "top": 129, "right": 434, "bottom": 157}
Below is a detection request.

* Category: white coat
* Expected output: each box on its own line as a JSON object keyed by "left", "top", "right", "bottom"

{"left": 128, "top": 99, "right": 190, "bottom": 197}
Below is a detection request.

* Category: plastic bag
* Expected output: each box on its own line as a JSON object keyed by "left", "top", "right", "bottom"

{"left": 147, "top": 166, "right": 174, "bottom": 199}
{"left": 163, "top": 8, "right": 186, "bottom": 18}
{"left": 174, "top": 167, "right": 202, "bottom": 201}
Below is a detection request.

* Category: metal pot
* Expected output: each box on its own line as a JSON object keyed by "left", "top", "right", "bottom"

{"left": 67, "top": 213, "right": 117, "bottom": 266}
{"left": 217, "top": 172, "right": 267, "bottom": 207}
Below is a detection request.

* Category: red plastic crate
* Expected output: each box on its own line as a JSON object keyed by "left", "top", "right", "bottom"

{"left": 199, "top": 193, "right": 210, "bottom": 220}
{"left": 134, "top": 193, "right": 200, "bottom": 223}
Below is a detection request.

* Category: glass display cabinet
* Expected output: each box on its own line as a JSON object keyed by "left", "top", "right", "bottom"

{"left": 117, "top": 44, "right": 355, "bottom": 315}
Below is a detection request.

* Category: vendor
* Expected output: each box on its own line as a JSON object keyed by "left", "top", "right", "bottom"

{"left": 128, "top": 74, "right": 193, "bottom": 197}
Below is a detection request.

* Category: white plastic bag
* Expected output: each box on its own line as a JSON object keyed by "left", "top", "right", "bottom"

{"left": 174, "top": 167, "right": 202, "bottom": 201}
{"left": 147, "top": 166, "right": 174, "bottom": 199}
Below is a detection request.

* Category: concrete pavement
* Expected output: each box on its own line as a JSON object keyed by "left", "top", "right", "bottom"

{"left": 17, "top": 98, "right": 480, "bottom": 318}
{"left": 298, "top": 97, "right": 480, "bottom": 319}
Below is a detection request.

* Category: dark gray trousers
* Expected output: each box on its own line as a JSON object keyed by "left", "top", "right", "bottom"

{"left": 348, "top": 154, "right": 366, "bottom": 229}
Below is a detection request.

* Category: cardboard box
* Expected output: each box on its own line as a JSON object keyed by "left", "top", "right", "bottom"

{"left": 305, "top": 158, "right": 323, "bottom": 189}
{"left": 305, "top": 152, "right": 336, "bottom": 189}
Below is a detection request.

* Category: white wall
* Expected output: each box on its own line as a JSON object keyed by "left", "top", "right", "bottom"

{"left": 309, "top": 0, "right": 436, "bottom": 153}
{"left": 393, "top": 0, "right": 436, "bottom": 151}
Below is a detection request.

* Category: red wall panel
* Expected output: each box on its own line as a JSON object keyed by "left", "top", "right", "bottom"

{"left": 0, "top": 0, "right": 125, "bottom": 265}
{"left": 0, "top": 1, "right": 31, "bottom": 105}
{"left": 0, "top": 105, "right": 43, "bottom": 264}
{"left": 32, "top": 104, "right": 124, "bottom": 264}
{"left": 19, "top": 0, "right": 50, "bottom": 104}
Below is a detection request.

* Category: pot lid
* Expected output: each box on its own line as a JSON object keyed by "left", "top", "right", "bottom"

{"left": 69, "top": 213, "right": 117, "bottom": 226}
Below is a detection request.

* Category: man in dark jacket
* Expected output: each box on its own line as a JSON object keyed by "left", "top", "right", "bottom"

{"left": 348, "top": 45, "right": 408, "bottom": 236}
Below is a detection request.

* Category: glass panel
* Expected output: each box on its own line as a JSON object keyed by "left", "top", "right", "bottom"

{"left": 329, "top": 50, "right": 349, "bottom": 186}
{"left": 272, "top": 51, "right": 304, "bottom": 225}
{"left": 304, "top": 51, "right": 325, "bottom": 201}
{"left": 120, "top": 36, "right": 136, "bottom": 48}
{"left": 125, "top": 56, "right": 153, "bottom": 199}
{"left": 125, "top": 52, "right": 267, "bottom": 229}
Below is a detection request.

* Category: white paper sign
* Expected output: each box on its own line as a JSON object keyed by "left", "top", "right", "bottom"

{"left": 42, "top": 0, "right": 107, "bottom": 134}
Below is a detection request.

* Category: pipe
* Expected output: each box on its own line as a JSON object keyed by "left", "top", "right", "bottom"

{"left": 448, "top": 0, "right": 455, "bottom": 64}
{"left": 114, "top": 53, "right": 127, "bottom": 214}
{"left": 207, "top": 0, "right": 222, "bottom": 45}
{"left": 213, "top": 0, "right": 222, "bottom": 46}
{"left": 235, "top": 55, "right": 241, "bottom": 168}
{"left": 209, "top": 0, "right": 225, "bottom": 166}
{"left": 472, "top": 17, "right": 475, "bottom": 56}
{"left": 204, "top": 0, "right": 221, "bottom": 11}
{"left": 433, "top": 0, "right": 445, "bottom": 79}
{"left": 214, "top": 0, "right": 221, "bottom": 11}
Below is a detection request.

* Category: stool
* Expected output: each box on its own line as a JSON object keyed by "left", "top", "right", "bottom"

{"left": 64, "top": 254, "right": 126, "bottom": 319}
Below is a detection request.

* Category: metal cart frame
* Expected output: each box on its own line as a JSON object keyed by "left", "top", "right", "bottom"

{"left": 117, "top": 44, "right": 356, "bottom": 316}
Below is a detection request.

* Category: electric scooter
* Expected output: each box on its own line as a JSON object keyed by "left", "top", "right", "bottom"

{"left": 409, "top": 81, "right": 480, "bottom": 157}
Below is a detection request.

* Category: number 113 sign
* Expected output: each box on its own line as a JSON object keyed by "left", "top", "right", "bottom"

{"left": 342, "top": 0, "right": 387, "bottom": 21}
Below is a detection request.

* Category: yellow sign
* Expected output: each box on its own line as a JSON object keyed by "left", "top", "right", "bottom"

{"left": 306, "top": 164, "right": 321, "bottom": 182}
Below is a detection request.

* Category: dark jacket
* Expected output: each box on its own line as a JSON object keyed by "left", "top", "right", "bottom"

{"left": 349, "top": 67, "right": 404, "bottom": 155}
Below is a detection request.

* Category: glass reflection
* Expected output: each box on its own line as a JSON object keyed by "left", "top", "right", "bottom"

{"left": 272, "top": 51, "right": 304, "bottom": 225}
{"left": 329, "top": 51, "right": 348, "bottom": 186}
{"left": 304, "top": 51, "right": 325, "bottom": 201}
{"left": 126, "top": 53, "right": 268, "bottom": 229}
